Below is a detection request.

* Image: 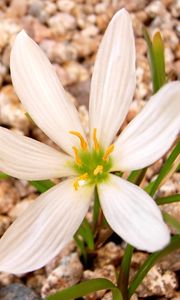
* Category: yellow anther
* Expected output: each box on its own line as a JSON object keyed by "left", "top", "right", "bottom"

{"left": 72, "top": 146, "right": 82, "bottom": 166}
{"left": 73, "top": 173, "right": 88, "bottom": 191}
{"left": 103, "top": 144, "right": 114, "bottom": 161}
{"left": 70, "top": 131, "right": 88, "bottom": 151}
{"left": 93, "top": 128, "right": 100, "bottom": 151}
{"left": 93, "top": 165, "right": 103, "bottom": 176}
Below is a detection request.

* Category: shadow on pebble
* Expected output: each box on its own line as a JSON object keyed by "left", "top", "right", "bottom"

{"left": 0, "top": 283, "right": 41, "bottom": 300}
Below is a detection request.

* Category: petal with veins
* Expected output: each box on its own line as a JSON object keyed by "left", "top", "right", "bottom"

{"left": 89, "top": 9, "right": 136, "bottom": 148}
{"left": 112, "top": 82, "right": 180, "bottom": 171}
{"left": 0, "top": 179, "right": 94, "bottom": 274}
{"left": 0, "top": 127, "right": 75, "bottom": 180}
{"left": 10, "top": 30, "right": 86, "bottom": 156}
{"left": 98, "top": 174, "right": 170, "bottom": 252}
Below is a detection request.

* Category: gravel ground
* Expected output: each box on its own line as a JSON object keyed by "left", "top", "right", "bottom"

{"left": 0, "top": 0, "right": 179, "bottom": 299}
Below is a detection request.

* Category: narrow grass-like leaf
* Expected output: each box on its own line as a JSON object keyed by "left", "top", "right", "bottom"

{"left": 0, "top": 172, "right": 9, "bottom": 179}
{"left": 127, "top": 168, "right": 147, "bottom": 185}
{"left": 30, "top": 179, "right": 54, "bottom": 193}
{"left": 77, "top": 219, "right": 94, "bottom": 250}
{"left": 156, "top": 194, "right": 180, "bottom": 205}
{"left": 163, "top": 211, "right": 180, "bottom": 233}
{"left": 46, "top": 278, "right": 120, "bottom": 300}
{"left": 117, "top": 244, "right": 134, "bottom": 300}
{"left": 143, "top": 27, "right": 166, "bottom": 93}
{"left": 93, "top": 187, "right": 100, "bottom": 232}
{"left": 128, "top": 235, "right": 180, "bottom": 297}
{"left": 149, "top": 141, "right": 180, "bottom": 197}
{"left": 74, "top": 235, "right": 87, "bottom": 263}
{"left": 152, "top": 32, "right": 166, "bottom": 89}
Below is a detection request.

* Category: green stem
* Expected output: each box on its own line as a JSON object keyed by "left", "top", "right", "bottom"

{"left": 149, "top": 141, "right": 180, "bottom": 197}
{"left": 117, "top": 244, "right": 134, "bottom": 300}
{"left": 156, "top": 194, "right": 180, "bottom": 205}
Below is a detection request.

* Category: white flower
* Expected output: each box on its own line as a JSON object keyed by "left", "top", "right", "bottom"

{"left": 0, "top": 9, "right": 179, "bottom": 274}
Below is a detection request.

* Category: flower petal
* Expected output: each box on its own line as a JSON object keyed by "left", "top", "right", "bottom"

{"left": 112, "top": 82, "right": 180, "bottom": 171}
{"left": 89, "top": 9, "right": 136, "bottom": 148}
{"left": 98, "top": 174, "right": 170, "bottom": 252}
{"left": 0, "top": 178, "right": 94, "bottom": 274}
{"left": 0, "top": 126, "right": 74, "bottom": 180}
{"left": 10, "top": 30, "right": 86, "bottom": 156}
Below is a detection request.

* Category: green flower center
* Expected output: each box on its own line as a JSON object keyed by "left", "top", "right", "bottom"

{"left": 70, "top": 129, "right": 114, "bottom": 190}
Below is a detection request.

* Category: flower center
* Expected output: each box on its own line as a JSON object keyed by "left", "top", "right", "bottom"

{"left": 70, "top": 129, "right": 114, "bottom": 190}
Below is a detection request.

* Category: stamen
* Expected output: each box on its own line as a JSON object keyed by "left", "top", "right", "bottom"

{"left": 93, "top": 165, "right": 103, "bottom": 176}
{"left": 70, "top": 131, "right": 88, "bottom": 151}
{"left": 72, "top": 146, "right": 82, "bottom": 165}
{"left": 73, "top": 173, "right": 88, "bottom": 191}
{"left": 103, "top": 144, "right": 114, "bottom": 161}
{"left": 93, "top": 128, "right": 100, "bottom": 151}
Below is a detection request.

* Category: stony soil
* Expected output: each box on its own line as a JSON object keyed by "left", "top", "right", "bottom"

{"left": 0, "top": 0, "right": 179, "bottom": 299}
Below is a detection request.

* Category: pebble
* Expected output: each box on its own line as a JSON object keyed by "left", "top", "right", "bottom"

{"left": 137, "top": 265, "right": 178, "bottom": 297}
{"left": 83, "top": 265, "right": 116, "bottom": 300}
{"left": 0, "top": 215, "right": 11, "bottom": 237}
{"left": 41, "top": 252, "right": 83, "bottom": 298}
{"left": 57, "top": 0, "right": 75, "bottom": 13}
{"left": 9, "top": 195, "right": 36, "bottom": 221}
{"left": 0, "top": 283, "right": 41, "bottom": 300}
{"left": 48, "top": 13, "right": 76, "bottom": 35}
{"left": 94, "top": 242, "right": 124, "bottom": 268}
{"left": 0, "top": 180, "right": 20, "bottom": 214}
{"left": 0, "top": 85, "right": 31, "bottom": 135}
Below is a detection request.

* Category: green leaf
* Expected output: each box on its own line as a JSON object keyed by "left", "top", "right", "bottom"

{"left": 128, "top": 235, "right": 180, "bottom": 297}
{"left": 74, "top": 235, "right": 87, "bottom": 263}
{"left": 127, "top": 168, "right": 147, "bottom": 185}
{"left": 0, "top": 172, "right": 9, "bottom": 179}
{"left": 152, "top": 32, "right": 166, "bottom": 90}
{"left": 149, "top": 141, "right": 180, "bottom": 197}
{"left": 156, "top": 194, "right": 180, "bottom": 205}
{"left": 76, "top": 218, "right": 94, "bottom": 250}
{"left": 163, "top": 211, "right": 180, "bottom": 233}
{"left": 30, "top": 179, "right": 54, "bottom": 193}
{"left": 46, "top": 278, "right": 122, "bottom": 300}
{"left": 92, "top": 187, "right": 100, "bottom": 232}
{"left": 117, "top": 244, "right": 134, "bottom": 300}
{"left": 143, "top": 27, "right": 166, "bottom": 93}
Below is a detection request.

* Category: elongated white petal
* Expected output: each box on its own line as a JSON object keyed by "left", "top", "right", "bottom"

{"left": 98, "top": 174, "right": 170, "bottom": 252}
{"left": 89, "top": 9, "right": 136, "bottom": 148}
{"left": 0, "top": 127, "right": 74, "bottom": 180}
{"left": 10, "top": 30, "right": 86, "bottom": 156}
{"left": 112, "top": 82, "right": 180, "bottom": 171}
{"left": 0, "top": 179, "right": 94, "bottom": 274}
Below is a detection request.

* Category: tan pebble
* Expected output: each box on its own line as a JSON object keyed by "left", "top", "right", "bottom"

{"left": 95, "top": 242, "right": 124, "bottom": 268}
{"left": 45, "top": 241, "right": 76, "bottom": 274}
{"left": 145, "top": 1, "right": 166, "bottom": 17}
{"left": 41, "top": 252, "right": 83, "bottom": 298}
{"left": 27, "top": 274, "right": 46, "bottom": 294}
{"left": 83, "top": 265, "right": 116, "bottom": 300}
{"left": 57, "top": 0, "right": 75, "bottom": 13}
{"left": 0, "top": 272, "right": 17, "bottom": 285}
{"left": 131, "top": 251, "right": 149, "bottom": 267}
{"left": 161, "top": 202, "right": 180, "bottom": 234}
{"left": 81, "top": 25, "right": 99, "bottom": 38}
{"left": 159, "top": 249, "right": 180, "bottom": 271}
{"left": 0, "top": 215, "right": 11, "bottom": 237}
{"left": 9, "top": 195, "right": 36, "bottom": 221}
{"left": 0, "top": 181, "right": 20, "bottom": 214}
{"left": 72, "top": 34, "right": 99, "bottom": 57}
{"left": 137, "top": 265, "right": 178, "bottom": 297}
{"left": 0, "top": 85, "right": 31, "bottom": 135}
{"left": 64, "top": 61, "right": 89, "bottom": 84}
{"left": 44, "top": 1, "right": 56, "bottom": 15}
{"left": 6, "top": 0, "right": 27, "bottom": 18}
{"left": 95, "top": 2, "right": 108, "bottom": 14}
{"left": 48, "top": 13, "right": 76, "bottom": 34}
{"left": 158, "top": 178, "right": 177, "bottom": 197}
